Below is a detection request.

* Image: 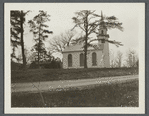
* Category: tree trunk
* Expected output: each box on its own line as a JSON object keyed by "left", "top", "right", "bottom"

{"left": 38, "top": 45, "right": 40, "bottom": 68}
{"left": 84, "top": 11, "right": 88, "bottom": 69}
{"left": 38, "top": 35, "right": 40, "bottom": 68}
{"left": 84, "top": 34, "right": 88, "bottom": 68}
{"left": 20, "top": 11, "right": 26, "bottom": 69}
{"left": 38, "top": 24, "right": 41, "bottom": 68}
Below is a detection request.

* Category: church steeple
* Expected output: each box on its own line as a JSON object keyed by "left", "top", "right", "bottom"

{"left": 97, "top": 11, "right": 110, "bottom": 68}
{"left": 98, "top": 11, "right": 108, "bottom": 37}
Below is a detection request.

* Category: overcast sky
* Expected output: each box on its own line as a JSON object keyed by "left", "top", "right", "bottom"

{"left": 11, "top": 3, "right": 144, "bottom": 61}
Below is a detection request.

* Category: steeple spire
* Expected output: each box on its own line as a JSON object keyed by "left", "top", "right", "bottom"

{"left": 99, "top": 11, "right": 105, "bottom": 29}
{"left": 101, "top": 11, "right": 103, "bottom": 20}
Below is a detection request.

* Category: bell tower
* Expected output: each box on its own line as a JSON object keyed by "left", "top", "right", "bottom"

{"left": 97, "top": 11, "right": 110, "bottom": 68}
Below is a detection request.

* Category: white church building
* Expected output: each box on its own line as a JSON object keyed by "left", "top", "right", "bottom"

{"left": 62, "top": 13, "right": 110, "bottom": 69}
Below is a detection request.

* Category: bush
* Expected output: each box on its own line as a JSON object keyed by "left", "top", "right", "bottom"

{"left": 29, "top": 60, "right": 62, "bottom": 69}
{"left": 29, "top": 61, "right": 39, "bottom": 69}
{"left": 11, "top": 61, "right": 23, "bottom": 70}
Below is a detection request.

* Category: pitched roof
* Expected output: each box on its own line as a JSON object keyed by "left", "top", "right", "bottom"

{"left": 62, "top": 43, "right": 104, "bottom": 53}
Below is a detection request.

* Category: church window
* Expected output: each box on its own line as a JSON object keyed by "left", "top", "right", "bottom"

{"left": 92, "top": 52, "right": 97, "bottom": 66}
{"left": 80, "top": 53, "right": 84, "bottom": 66}
{"left": 101, "top": 30, "right": 104, "bottom": 34}
{"left": 68, "top": 54, "right": 72, "bottom": 67}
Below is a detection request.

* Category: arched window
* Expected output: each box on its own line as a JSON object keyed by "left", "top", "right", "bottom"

{"left": 92, "top": 52, "right": 97, "bottom": 66}
{"left": 80, "top": 53, "right": 84, "bottom": 66}
{"left": 101, "top": 30, "right": 104, "bottom": 34}
{"left": 68, "top": 54, "right": 72, "bottom": 67}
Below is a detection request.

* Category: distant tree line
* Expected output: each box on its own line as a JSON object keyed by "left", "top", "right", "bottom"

{"left": 110, "top": 49, "right": 138, "bottom": 68}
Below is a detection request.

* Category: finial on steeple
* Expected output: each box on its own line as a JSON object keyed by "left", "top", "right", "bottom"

{"left": 101, "top": 11, "right": 103, "bottom": 20}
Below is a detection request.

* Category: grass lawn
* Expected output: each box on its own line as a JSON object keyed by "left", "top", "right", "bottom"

{"left": 11, "top": 67, "right": 138, "bottom": 83}
{"left": 11, "top": 79, "right": 138, "bottom": 107}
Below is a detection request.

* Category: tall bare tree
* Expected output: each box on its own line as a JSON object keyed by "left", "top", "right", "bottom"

{"left": 115, "top": 51, "right": 123, "bottom": 67}
{"left": 72, "top": 10, "right": 98, "bottom": 68}
{"left": 28, "top": 11, "right": 53, "bottom": 68}
{"left": 109, "top": 50, "right": 116, "bottom": 68}
{"left": 72, "top": 10, "right": 123, "bottom": 68}
{"left": 125, "top": 49, "right": 138, "bottom": 67}
{"left": 49, "top": 30, "right": 75, "bottom": 54}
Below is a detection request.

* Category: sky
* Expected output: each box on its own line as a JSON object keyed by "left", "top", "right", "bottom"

{"left": 13, "top": 3, "right": 144, "bottom": 62}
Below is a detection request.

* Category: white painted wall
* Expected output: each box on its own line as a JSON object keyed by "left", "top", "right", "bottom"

{"left": 62, "top": 50, "right": 104, "bottom": 69}
{"left": 98, "top": 28, "right": 110, "bottom": 68}
{"left": 103, "top": 40, "right": 110, "bottom": 68}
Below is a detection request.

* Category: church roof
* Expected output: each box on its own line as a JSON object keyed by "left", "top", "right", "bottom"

{"left": 62, "top": 43, "right": 103, "bottom": 53}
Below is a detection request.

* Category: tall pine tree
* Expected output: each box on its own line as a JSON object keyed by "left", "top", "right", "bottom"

{"left": 11, "top": 10, "right": 29, "bottom": 68}
{"left": 28, "top": 11, "right": 53, "bottom": 68}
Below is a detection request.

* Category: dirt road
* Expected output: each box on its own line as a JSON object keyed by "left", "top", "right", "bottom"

{"left": 11, "top": 75, "right": 138, "bottom": 93}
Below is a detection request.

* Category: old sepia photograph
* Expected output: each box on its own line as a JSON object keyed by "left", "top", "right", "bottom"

{"left": 5, "top": 3, "right": 145, "bottom": 114}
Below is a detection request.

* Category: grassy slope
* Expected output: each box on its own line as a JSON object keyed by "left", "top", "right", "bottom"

{"left": 11, "top": 79, "right": 138, "bottom": 107}
{"left": 11, "top": 68, "right": 138, "bottom": 83}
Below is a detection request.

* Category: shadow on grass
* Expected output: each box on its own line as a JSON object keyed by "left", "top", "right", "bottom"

{"left": 11, "top": 79, "right": 138, "bottom": 107}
